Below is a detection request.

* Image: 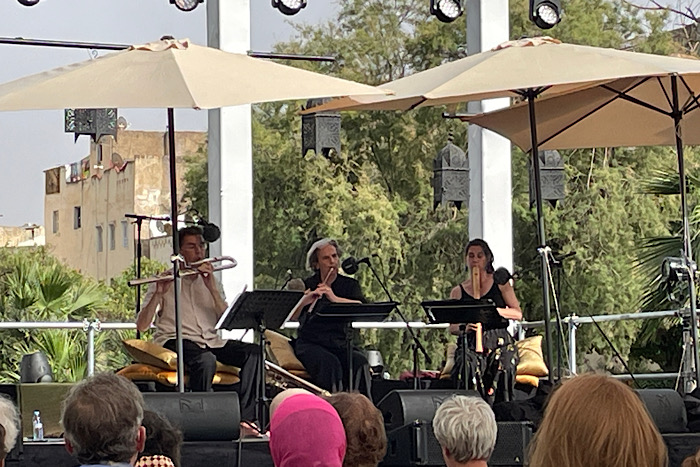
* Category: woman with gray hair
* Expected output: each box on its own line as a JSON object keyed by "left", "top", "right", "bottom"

{"left": 432, "top": 395, "right": 497, "bottom": 467}
{"left": 291, "top": 238, "right": 372, "bottom": 398}
{"left": 0, "top": 396, "right": 19, "bottom": 467}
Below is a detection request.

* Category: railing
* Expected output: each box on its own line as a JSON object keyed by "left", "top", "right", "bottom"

{"left": 0, "top": 309, "right": 685, "bottom": 382}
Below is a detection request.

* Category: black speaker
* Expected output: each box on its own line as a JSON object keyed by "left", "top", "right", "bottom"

{"left": 490, "top": 422, "right": 534, "bottom": 466}
{"left": 142, "top": 392, "right": 240, "bottom": 441}
{"left": 637, "top": 389, "right": 688, "bottom": 434}
{"left": 377, "top": 389, "right": 481, "bottom": 431}
{"left": 381, "top": 420, "right": 444, "bottom": 466}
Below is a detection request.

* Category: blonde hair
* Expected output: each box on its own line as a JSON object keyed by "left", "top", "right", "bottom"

{"left": 528, "top": 373, "right": 668, "bottom": 467}
{"left": 433, "top": 395, "right": 497, "bottom": 463}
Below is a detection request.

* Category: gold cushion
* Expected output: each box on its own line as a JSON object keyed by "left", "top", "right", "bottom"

{"left": 516, "top": 335, "right": 549, "bottom": 377}
{"left": 264, "top": 330, "right": 306, "bottom": 371}
{"left": 516, "top": 374, "right": 540, "bottom": 387}
{"left": 118, "top": 363, "right": 240, "bottom": 386}
{"left": 122, "top": 339, "right": 240, "bottom": 376}
{"left": 440, "top": 343, "right": 457, "bottom": 380}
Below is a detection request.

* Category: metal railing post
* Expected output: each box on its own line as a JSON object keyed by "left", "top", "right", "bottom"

{"left": 568, "top": 314, "right": 577, "bottom": 375}
{"left": 83, "top": 319, "right": 101, "bottom": 377}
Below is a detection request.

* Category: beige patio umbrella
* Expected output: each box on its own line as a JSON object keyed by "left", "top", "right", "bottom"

{"left": 0, "top": 37, "right": 390, "bottom": 397}
{"left": 303, "top": 37, "right": 700, "bottom": 383}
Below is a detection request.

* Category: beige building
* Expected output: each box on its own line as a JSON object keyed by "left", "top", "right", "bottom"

{"left": 0, "top": 225, "right": 45, "bottom": 248}
{"left": 44, "top": 127, "right": 206, "bottom": 282}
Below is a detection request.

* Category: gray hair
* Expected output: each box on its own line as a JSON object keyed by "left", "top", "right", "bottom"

{"left": 305, "top": 238, "right": 341, "bottom": 271}
{"left": 432, "top": 395, "right": 497, "bottom": 463}
{"left": 0, "top": 395, "right": 19, "bottom": 457}
{"left": 61, "top": 373, "right": 144, "bottom": 464}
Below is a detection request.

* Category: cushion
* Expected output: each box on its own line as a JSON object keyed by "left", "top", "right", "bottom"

{"left": 122, "top": 339, "right": 240, "bottom": 376}
{"left": 516, "top": 374, "right": 540, "bottom": 387}
{"left": 118, "top": 363, "right": 239, "bottom": 386}
{"left": 516, "top": 335, "right": 549, "bottom": 377}
{"left": 440, "top": 343, "right": 457, "bottom": 380}
{"left": 264, "top": 330, "right": 306, "bottom": 371}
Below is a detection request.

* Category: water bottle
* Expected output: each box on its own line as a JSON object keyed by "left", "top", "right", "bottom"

{"left": 32, "top": 410, "right": 44, "bottom": 441}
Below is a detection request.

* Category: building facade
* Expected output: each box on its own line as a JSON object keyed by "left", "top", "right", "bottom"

{"left": 44, "top": 128, "right": 206, "bottom": 282}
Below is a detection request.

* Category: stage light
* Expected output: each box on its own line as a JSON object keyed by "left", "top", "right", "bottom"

{"left": 430, "top": 0, "right": 463, "bottom": 23}
{"left": 272, "top": 0, "right": 307, "bottom": 16}
{"left": 529, "top": 0, "right": 561, "bottom": 29}
{"left": 17, "top": 0, "right": 40, "bottom": 5}
{"left": 169, "top": 0, "right": 203, "bottom": 12}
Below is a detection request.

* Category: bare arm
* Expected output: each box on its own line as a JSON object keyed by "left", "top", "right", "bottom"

{"left": 136, "top": 282, "right": 168, "bottom": 332}
{"left": 497, "top": 282, "right": 522, "bottom": 320}
{"left": 448, "top": 285, "right": 462, "bottom": 335}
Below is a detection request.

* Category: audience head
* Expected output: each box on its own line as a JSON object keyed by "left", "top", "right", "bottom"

{"left": 683, "top": 450, "right": 700, "bottom": 467}
{"left": 528, "top": 373, "right": 667, "bottom": 467}
{"left": 270, "top": 391, "right": 346, "bottom": 467}
{"left": 0, "top": 396, "right": 19, "bottom": 467}
{"left": 62, "top": 373, "right": 146, "bottom": 466}
{"left": 325, "top": 392, "right": 387, "bottom": 467}
{"left": 432, "top": 395, "right": 497, "bottom": 466}
{"left": 135, "top": 410, "right": 183, "bottom": 467}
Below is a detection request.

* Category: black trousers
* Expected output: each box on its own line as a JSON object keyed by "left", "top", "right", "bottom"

{"left": 164, "top": 338, "right": 262, "bottom": 422}
{"left": 294, "top": 338, "right": 372, "bottom": 400}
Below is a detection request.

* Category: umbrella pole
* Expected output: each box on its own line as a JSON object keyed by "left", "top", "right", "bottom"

{"left": 527, "top": 91, "right": 555, "bottom": 383}
{"left": 167, "top": 108, "right": 186, "bottom": 393}
{"left": 671, "top": 76, "right": 700, "bottom": 387}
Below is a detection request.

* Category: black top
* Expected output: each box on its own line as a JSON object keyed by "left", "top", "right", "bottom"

{"left": 459, "top": 282, "right": 509, "bottom": 330}
{"left": 297, "top": 273, "right": 365, "bottom": 347}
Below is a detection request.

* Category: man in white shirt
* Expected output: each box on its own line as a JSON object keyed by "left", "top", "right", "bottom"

{"left": 136, "top": 226, "right": 262, "bottom": 425}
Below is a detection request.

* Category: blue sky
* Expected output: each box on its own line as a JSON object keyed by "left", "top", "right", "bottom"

{"left": 0, "top": 0, "right": 339, "bottom": 226}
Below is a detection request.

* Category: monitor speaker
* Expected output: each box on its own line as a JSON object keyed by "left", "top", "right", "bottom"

{"left": 637, "top": 389, "right": 688, "bottom": 434}
{"left": 142, "top": 392, "right": 240, "bottom": 441}
{"left": 376, "top": 389, "right": 481, "bottom": 431}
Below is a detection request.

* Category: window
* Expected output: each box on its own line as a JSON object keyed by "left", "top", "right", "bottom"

{"left": 73, "top": 207, "right": 81, "bottom": 229}
{"left": 96, "top": 144, "right": 103, "bottom": 167}
{"left": 96, "top": 226, "right": 103, "bottom": 252}
{"left": 52, "top": 211, "right": 59, "bottom": 234}
{"left": 109, "top": 223, "right": 116, "bottom": 251}
{"left": 121, "top": 221, "right": 129, "bottom": 248}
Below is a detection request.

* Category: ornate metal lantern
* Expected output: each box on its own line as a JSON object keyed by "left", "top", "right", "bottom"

{"left": 529, "top": 149, "right": 565, "bottom": 207}
{"left": 432, "top": 134, "right": 469, "bottom": 209}
{"left": 64, "top": 108, "right": 118, "bottom": 142}
{"left": 302, "top": 98, "right": 341, "bottom": 157}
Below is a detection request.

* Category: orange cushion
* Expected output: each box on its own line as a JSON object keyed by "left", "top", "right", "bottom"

{"left": 122, "top": 339, "right": 239, "bottom": 376}
{"left": 516, "top": 374, "right": 540, "bottom": 387}
{"left": 264, "top": 330, "right": 306, "bottom": 371}
{"left": 118, "top": 363, "right": 239, "bottom": 386}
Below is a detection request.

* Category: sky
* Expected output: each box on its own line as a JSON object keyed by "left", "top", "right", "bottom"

{"left": 0, "top": 0, "right": 339, "bottom": 226}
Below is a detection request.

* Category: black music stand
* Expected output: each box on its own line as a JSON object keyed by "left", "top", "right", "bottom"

{"left": 216, "top": 290, "right": 303, "bottom": 429}
{"left": 421, "top": 299, "right": 497, "bottom": 393}
{"left": 315, "top": 302, "right": 397, "bottom": 391}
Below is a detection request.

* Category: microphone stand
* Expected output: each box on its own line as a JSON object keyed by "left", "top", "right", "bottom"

{"left": 363, "top": 260, "right": 432, "bottom": 390}
{"left": 125, "top": 213, "right": 170, "bottom": 338}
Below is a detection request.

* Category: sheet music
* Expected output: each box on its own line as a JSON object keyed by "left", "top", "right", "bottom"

{"left": 215, "top": 284, "right": 248, "bottom": 331}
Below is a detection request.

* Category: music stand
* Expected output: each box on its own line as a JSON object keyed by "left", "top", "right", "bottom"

{"left": 421, "top": 299, "right": 497, "bottom": 393}
{"left": 216, "top": 290, "right": 303, "bottom": 429}
{"left": 315, "top": 302, "right": 397, "bottom": 391}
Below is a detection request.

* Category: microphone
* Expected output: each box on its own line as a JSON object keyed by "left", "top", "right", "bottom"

{"left": 280, "top": 269, "right": 293, "bottom": 290}
{"left": 493, "top": 267, "right": 514, "bottom": 285}
{"left": 197, "top": 219, "right": 221, "bottom": 243}
{"left": 341, "top": 255, "right": 376, "bottom": 275}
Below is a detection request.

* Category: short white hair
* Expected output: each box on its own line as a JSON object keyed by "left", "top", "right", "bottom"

{"left": 432, "top": 395, "right": 497, "bottom": 463}
{"left": 0, "top": 396, "right": 19, "bottom": 456}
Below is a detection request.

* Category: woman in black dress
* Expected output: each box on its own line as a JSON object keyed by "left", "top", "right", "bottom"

{"left": 449, "top": 238, "right": 522, "bottom": 403}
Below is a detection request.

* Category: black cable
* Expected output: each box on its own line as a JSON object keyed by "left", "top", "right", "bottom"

{"left": 560, "top": 273, "right": 639, "bottom": 388}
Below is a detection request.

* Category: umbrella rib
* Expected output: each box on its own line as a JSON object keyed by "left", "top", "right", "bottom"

{"left": 601, "top": 83, "right": 673, "bottom": 117}
{"left": 679, "top": 75, "right": 700, "bottom": 115}
{"left": 538, "top": 94, "right": 621, "bottom": 148}
{"left": 655, "top": 76, "right": 673, "bottom": 110}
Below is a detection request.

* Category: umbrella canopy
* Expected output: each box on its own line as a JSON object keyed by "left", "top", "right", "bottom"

{"left": 0, "top": 38, "right": 389, "bottom": 111}
{"left": 465, "top": 74, "right": 700, "bottom": 151}
{"left": 301, "top": 37, "right": 700, "bottom": 113}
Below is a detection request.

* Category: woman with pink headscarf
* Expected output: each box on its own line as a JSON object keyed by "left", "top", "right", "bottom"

{"left": 269, "top": 390, "right": 346, "bottom": 467}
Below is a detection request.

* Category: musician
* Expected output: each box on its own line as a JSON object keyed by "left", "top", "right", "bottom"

{"left": 291, "top": 238, "right": 372, "bottom": 398}
{"left": 136, "top": 226, "right": 262, "bottom": 426}
{"left": 449, "top": 238, "right": 522, "bottom": 402}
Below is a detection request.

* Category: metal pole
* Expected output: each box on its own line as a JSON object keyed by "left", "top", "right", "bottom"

{"left": 85, "top": 320, "right": 96, "bottom": 377}
{"left": 568, "top": 315, "right": 577, "bottom": 375}
{"left": 527, "top": 91, "right": 555, "bottom": 383}
{"left": 671, "top": 75, "right": 700, "bottom": 387}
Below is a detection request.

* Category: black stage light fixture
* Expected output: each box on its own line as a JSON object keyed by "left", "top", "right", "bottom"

{"left": 272, "top": 0, "right": 307, "bottom": 16}
{"left": 17, "top": 0, "right": 41, "bottom": 5}
{"left": 430, "top": 0, "right": 463, "bottom": 23}
{"left": 529, "top": 0, "right": 561, "bottom": 29}
{"left": 170, "top": 0, "right": 203, "bottom": 12}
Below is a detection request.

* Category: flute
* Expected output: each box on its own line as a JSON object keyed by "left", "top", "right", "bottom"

{"left": 472, "top": 267, "right": 484, "bottom": 353}
{"left": 307, "top": 267, "right": 335, "bottom": 314}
